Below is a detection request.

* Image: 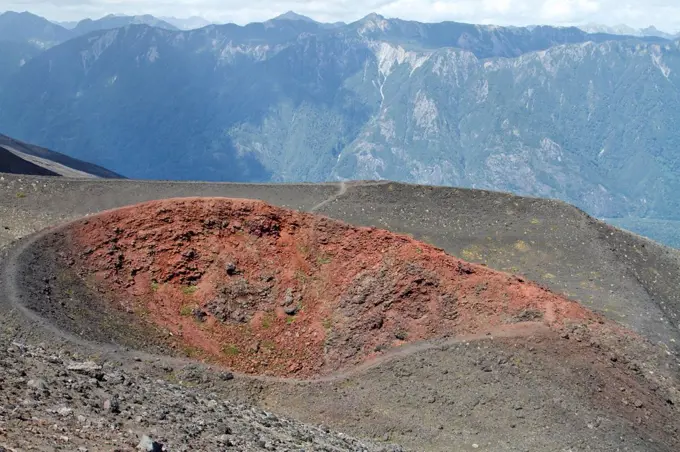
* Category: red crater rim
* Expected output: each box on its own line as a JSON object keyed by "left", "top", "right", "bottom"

{"left": 65, "top": 197, "right": 603, "bottom": 378}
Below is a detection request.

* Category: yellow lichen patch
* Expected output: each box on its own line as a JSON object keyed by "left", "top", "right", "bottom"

{"left": 461, "top": 245, "right": 484, "bottom": 261}
{"left": 514, "top": 240, "right": 529, "bottom": 252}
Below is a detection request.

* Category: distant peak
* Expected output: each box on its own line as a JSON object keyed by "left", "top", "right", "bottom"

{"left": 361, "top": 12, "right": 386, "bottom": 22}
{"left": 2, "top": 11, "right": 42, "bottom": 19}
{"left": 355, "top": 12, "right": 389, "bottom": 33}
{"left": 272, "top": 11, "right": 317, "bottom": 23}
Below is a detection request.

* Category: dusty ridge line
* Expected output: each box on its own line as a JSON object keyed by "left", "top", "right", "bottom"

{"left": 0, "top": 203, "right": 551, "bottom": 385}
{"left": 310, "top": 181, "right": 347, "bottom": 212}
{"left": 1, "top": 145, "right": 98, "bottom": 179}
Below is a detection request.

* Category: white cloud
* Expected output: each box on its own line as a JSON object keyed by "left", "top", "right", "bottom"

{"left": 2, "top": 0, "right": 679, "bottom": 33}
{"left": 483, "top": 0, "right": 513, "bottom": 15}
{"left": 539, "top": 0, "right": 600, "bottom": 22}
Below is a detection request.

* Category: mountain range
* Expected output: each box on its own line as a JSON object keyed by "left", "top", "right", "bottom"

{"left": 70, "top": 14, "right": 178, "bottom": 35}
{"left": 578, "top": 23, "right": 679, "bottom": 39}
{"left": 0, "top": 11, "right": 72, "bottom": 46}
{"left": 0, "top": 11, "right": 178, "bottom": 47}
{"left": 159, "top": 16, "right": 213, "bottom": 30}
{"left": 0, "top": 11, "right": 183, "bottom": 85}
{"left": 0, "top": 10, "right": 679, "bottom": 240}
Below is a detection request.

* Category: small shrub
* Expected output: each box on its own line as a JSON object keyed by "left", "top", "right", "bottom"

{"left": 261, "top": 339, "right": 276, "bottom": 351}
{"left": 294, "top": 270, "right": 308, "bottom": 284}
{"left": 297, "top": 244, "right": 310, "bottom": 255}
{"left": 461, "top": 246, "right": 483, "bottom": 261}
{"left": 261, "top": 312, "right": 274, "bottom": 329}
{"left": 395, "top": 330, "right": 408, "bottom": 340}
{"left": 181, "top": 285, "right": 198, "bottom": 295}
{"left": 513, "top": 240, "right": 529, "bottom": 252}
{"left": 317, "top": 254, "right": 332, "bottom": 265}
{"left": 134, "top": 303, "right": 150, "bottom": 318}
{"left": 179, "top": 305, "right": 193, "bottom": 316}
{"left": 15, "top": 192, "right": 25, "bottom": 198}
{"left": 164, "top": 372, "right": 179, "bottom": 384}
{"left": 150, "top": 281, "right": 159, "bottom": 292}
{"left": 183, "top": 345, "right": 200, "bottom": 358}
{"left": 222, "top": 344, "right": 240, "bottom": 356}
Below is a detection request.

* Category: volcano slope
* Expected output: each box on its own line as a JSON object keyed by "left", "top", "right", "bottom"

{"left": 1, "top": 173, "right": 679, "bottom": 451}
{"left": 0, "top": 134, "right": 123, "bottom": 178}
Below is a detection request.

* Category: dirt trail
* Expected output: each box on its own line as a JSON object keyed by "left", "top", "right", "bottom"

{"left": 262, "top": 322, "right": 551, "bottom": 384}
{"left": 310, "top": 180, "right": 347, "bottom": 212}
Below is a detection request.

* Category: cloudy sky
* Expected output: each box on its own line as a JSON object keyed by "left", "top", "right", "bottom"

{"left": 2, "top": 0, "right": 680, "bottom": 32}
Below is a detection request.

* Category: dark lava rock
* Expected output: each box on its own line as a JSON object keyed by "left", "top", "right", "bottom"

{"left": 219, "top": 371, "right": 234, "bottom": 381}
{"left": 192, "top": 308, "right": 208, "bottom": 323}
{"left": 105, "top": 394, "right": 121, "bottom": 414}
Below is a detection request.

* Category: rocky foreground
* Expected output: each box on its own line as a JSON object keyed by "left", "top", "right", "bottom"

{"left": 0, "top": 330, "right": 399, "bottom": 451}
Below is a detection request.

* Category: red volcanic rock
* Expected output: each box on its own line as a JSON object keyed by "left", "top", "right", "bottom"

{"left": 68, "top": 197, "right": 602, "bottom": 377}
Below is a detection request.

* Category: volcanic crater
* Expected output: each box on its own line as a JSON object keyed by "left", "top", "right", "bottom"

{"left": 52, "top": 197, "right": 608, "bottom": 377}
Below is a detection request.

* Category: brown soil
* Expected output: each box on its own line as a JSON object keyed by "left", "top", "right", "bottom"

{"left": 66, "top": 197, "right": 610, "bottom": 378}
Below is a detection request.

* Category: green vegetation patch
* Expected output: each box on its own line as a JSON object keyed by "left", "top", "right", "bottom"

{"left": 181, "top": 285, "right": 198, "bottom": 295}
{"left": 222, "top": 344, "right": 240, "bottom": 356}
